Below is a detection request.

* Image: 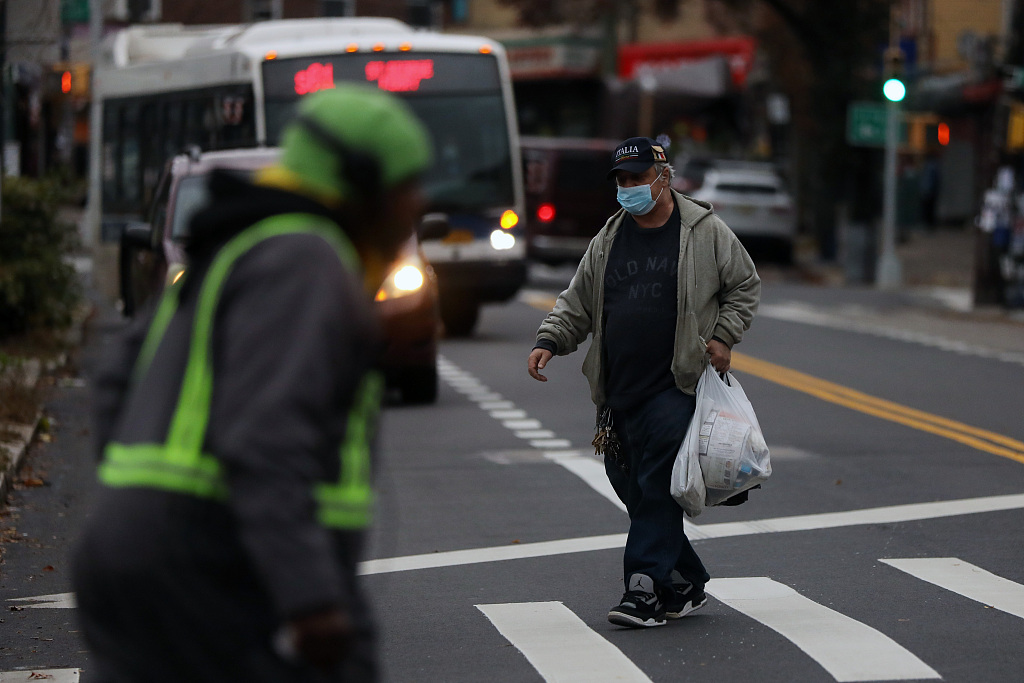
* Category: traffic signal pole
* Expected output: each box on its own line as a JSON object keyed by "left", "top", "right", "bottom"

{"left": 877, "top": 9, "right": 904, "bottom": 290}
{"left": 85, "top": 0, "right": 102, "bottom": 248}
{"left": 877, "top": 96, "right": 903, "bottom": 289}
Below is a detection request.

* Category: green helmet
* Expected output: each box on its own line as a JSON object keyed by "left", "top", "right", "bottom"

{"left": 277, "top": 83, "right": 432, "bottom": 205}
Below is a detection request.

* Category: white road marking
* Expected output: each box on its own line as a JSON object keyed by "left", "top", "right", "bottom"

{"left": 684, "top": 492, "right": 1024, "bottom": 541}
{"left": 6, "top": 592, "right": 76, "bottom": 609}
{"left": 359, "top": 533, "right": 627, "bottom": 575}
{"left": 707, "top": 577, "right": 941, "bottom": 682}
{"left": 502, "top": 419, "right": 542, "bottom": 430}
{"left": 529, "top": 438, "right": 572, "bottom": 449}
{"left": 758, "top": 301, "right": 1024, "bottom": 367}
{"left": 359, "top": 492, "right": 1024, "bottom": 576}
{"left": 543, "top": 451, "right": 625, "bottom": 512}
{"left": 490, "top": 409, "right": 527, "bottom": 419}
{"left": 880, "top": 557, "right": 1024, "bottom": 619}
{"left": 515, "top": 430, "right": 556, "bottom": 439}
{"left": 476, "top": 602, "right": 652, "bottom": 683}
{"left": 0, "top": 670, "right": 80, "bottom": 682}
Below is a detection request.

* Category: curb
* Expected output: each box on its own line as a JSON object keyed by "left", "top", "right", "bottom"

{"left": 0, "top": 305, "right": 92, "bottom": 505}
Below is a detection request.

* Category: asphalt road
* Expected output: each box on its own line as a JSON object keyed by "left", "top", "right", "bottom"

{"left": 2, "top": 267, "right": 1024, "bottom": 682}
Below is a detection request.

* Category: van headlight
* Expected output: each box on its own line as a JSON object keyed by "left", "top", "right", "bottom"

{"left": 376, "top": 257, "right": 427, "bottom": 301}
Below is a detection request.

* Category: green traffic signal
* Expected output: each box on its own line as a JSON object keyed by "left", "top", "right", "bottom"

{"left": 883, "top": 78, "right": 906, "bottom": 102}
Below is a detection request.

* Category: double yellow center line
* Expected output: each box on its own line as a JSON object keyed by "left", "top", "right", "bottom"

{"left": 522, "top": 293, "right": 1024, "bottom": 464}
{"left": 732, "top": 352, "right": 1024, "bottom": 465}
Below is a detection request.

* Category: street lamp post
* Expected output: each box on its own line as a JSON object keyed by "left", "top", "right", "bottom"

{"left": 877, "top": 79, "right": 904, "bottom": 289}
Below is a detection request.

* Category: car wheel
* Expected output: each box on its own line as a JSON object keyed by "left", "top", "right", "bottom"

{"left": 440, "top": 298, "right": 479, "bottom": 337}
{"left": 398, "top": 365, "right": 438, "bottom": 404}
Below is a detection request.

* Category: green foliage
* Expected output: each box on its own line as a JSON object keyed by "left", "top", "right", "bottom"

{"left": 0, "top": 176, "right": 81, "bottom": 339}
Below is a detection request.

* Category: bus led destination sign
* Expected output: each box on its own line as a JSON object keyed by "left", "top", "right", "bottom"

{"left": 294, "top": 62, "right": 336, "bottom": 95}
{"left": 365, "top": 59, "right": 434, "bottom": 92}
{"left": 265, "top": 53, "right": 500, "bottom": 100}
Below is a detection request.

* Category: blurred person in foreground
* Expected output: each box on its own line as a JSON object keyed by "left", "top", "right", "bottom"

{"left": 527, "top": 137, "right": 760, "bottom": 628}
{"left": 72, "top": 84, "right": 431, "bottom": 682}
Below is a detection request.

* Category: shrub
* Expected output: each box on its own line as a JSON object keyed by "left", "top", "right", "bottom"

{"left": 0, "top": 176, "right": 81, "bottom": 339}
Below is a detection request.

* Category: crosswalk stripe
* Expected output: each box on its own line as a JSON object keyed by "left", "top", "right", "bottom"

{"left": 881, "top": 557, "right": 1024, "bottom": 619}
{"left": 476, "top": 602, "right": 652, "bottom": 683}
{"left": 706, "top": 577, "right": 941, "bottom": 682}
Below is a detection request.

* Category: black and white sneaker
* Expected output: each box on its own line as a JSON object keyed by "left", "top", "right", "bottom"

{"left": 608, "top": 574, "right": 666, "bottom": 628}
{"left": 665, "top": 581, "right": 707, "bottom": 619}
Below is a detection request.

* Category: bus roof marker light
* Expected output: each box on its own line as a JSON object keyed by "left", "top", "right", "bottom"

{"left": 399, "top": 42, "right": 412, "bottom": 52}
{"left": 264, "top": 50, "right": 278, "bottom": 61}
{"left": 346, "top": 43, "right": 358, "bottom": 53}
{"left": 500, "top": 209, "right": 519, "bottom": 229}
{"left": 479, "top": 44, "right": 493, "bottom": 54}
{"left": 373, "top": 43, "right": 386, "bottom": 52}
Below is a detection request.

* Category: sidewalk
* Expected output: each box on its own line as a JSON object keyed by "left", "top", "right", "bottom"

{"left": 779, "top": 227, "right": 1024, "bottom": 359}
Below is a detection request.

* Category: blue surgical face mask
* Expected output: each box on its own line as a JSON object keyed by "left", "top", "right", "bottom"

{"left": 616, "top": 175, "right": 666, "bottom": 216}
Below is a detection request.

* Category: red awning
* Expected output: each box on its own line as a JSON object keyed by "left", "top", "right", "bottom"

{"left": 618, "top": 36, "right": 757, "bottom": 88}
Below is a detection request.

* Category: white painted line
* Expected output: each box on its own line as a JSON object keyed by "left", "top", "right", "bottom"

{"left": 490, "top": 409, "right": 527, "bottom": 419}
{"left": 359, "top": 533, "right": 627, "bottom": 575}
{"left": 470, "top": 393, "right": 504, "bottom": 402}
{"left": 0, "top": 670, "right": 80, "bottom": 682}
{"left": 359, "top": 493, "right": 1024, "bottom": 576}
{"left": 530, "top": 439, "right": 572, "bottom": 449}
{"left": 479, "top": 401, "right": 515, "bottom": 410}
{"left": 881, "top": 557, "right": 1024, "bottom": 620}
{"left": 503, "top": 419, "right": 542, "bottom": 430}
{"left": 685, "top": 493, "right": 1024, "bottom": 541}
{"left": 545, "top": 453, "right": 626, "bottom": 512}
{"left": 515, "top": 430, "right": 555, "bottom": 439}
{"left": 707, "top": 577, "right": 941, "bottom": 682}
{"left": 7, "top": 592, "right": 77, "bottom": 609}
{"left": 759, "top": 302, "right": 1024, "bottom": 368}
{"left": 477, "top": 602, "right": 652, "bottom": 683}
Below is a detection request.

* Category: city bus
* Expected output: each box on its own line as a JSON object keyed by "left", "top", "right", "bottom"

{"left": 96, "top": 17, "right": 525, "bottom": 335}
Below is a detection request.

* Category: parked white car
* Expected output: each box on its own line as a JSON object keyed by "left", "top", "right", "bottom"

{"left": 689, "top": 163, "right": 796, "bottom": 262}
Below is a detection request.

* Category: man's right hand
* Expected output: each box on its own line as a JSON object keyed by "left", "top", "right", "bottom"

{"left": 285, "top": 607, "right": 354, "bottom": 673}
{"left": 528, "top": 348, "right": 553, "bottom": 382}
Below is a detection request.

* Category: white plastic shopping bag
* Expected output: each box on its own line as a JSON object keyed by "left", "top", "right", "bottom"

{"left": 670, "top": 372, "right": 709, "bottom": 517}
{"left": 671, "top": 364, "right": 771, "bottom": 515}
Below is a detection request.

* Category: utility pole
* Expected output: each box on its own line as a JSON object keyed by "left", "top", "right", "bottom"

{"left": 85, "top": 0, "right": 102, "bottom": 248}
{"left": 0, "top": 0, "right": 6, "bottom": 223}
{"left": 877, "top": 8, "right": 904, "bottom": 290}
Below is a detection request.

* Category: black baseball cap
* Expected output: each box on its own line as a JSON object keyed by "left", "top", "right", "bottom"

{"left": 607, "top": 137, "right": 668, "bottom": 179}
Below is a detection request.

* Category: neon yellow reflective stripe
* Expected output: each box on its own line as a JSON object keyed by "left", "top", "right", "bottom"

{"left": 165, "top": 214, "right": 358, "bottom": 459}
{"left": 101, "top": 214, "right": 371, "bottom": 518}
{"left": 315, "top": 371, "right": 382, "bottom": 529}
{"left": 131, "top": 280, "right": 181, "bottom": 384}
{"left": 99, "top": 443, "right": 229, "bottom": 499}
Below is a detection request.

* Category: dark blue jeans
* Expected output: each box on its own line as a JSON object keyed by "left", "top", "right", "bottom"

{"left": 605, "top": 387, "right": 710, "bottom": 600}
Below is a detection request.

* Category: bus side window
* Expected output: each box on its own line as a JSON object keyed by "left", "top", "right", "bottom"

{"left": 140, "top": 102, "right": 162, "bottom": 207}
{"left": 120, "top": 104, "right": 141, "bottom": 206}
{"left": 102, "top": 103, "right": 120, "bottom": 205}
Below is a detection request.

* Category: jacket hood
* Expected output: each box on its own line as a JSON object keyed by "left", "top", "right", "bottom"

{"left": 671, "top": 190, "right": 714, "bottom": 228}
{"left": 185, "top": 169, "right": 342, "bottom": 260}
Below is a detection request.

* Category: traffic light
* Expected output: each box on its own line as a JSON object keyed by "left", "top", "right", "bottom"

{"left": 883, "top": 77, "right": 906, "bottom": 102}
{"left": 882, "top": 47, "right": 906, "bottom": 102}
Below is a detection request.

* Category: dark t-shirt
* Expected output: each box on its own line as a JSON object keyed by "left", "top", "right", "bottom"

{"left": 602, "top": 204, "right": 680, "bottom": 411}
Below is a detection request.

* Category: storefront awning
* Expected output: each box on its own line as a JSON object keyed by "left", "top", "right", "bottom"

{"left": 618, "top": 36, "right": 757, "bottom": 89}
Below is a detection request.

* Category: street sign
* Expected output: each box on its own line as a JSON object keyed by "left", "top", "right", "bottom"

{"left": 847, "top": 101, "right": 908, "bottom": 147}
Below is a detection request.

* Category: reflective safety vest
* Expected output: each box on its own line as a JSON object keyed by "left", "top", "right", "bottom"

{"left": 98, "top": 213, "right": 381, "bottom": 530}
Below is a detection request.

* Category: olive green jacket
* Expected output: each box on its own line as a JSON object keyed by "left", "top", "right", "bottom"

{"left": 535, "top": 190, "right": 761, "bottom": 406}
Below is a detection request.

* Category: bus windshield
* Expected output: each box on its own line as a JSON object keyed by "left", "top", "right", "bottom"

{"left": 263, "top": 53, "right": 514, "bottom": 212}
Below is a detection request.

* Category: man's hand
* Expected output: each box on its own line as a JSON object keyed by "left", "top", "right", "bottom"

{"left": 706, "top": 338, "right": 731, "bottom": 374}
{"left": 285, "top": 607, "right": 354, "bottom": 672}
{"left": 528, "top": 348, "right": 553, "bottom": 382}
